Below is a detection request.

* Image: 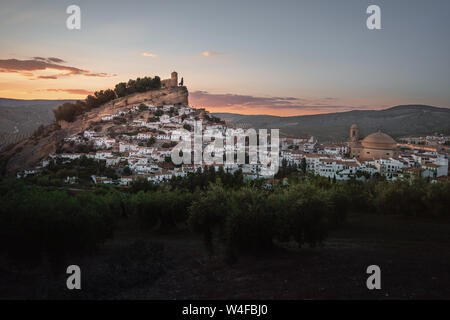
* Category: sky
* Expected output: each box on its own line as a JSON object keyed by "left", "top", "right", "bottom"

{"left": 0, "top": 0, "right": 449, "bottom": 116}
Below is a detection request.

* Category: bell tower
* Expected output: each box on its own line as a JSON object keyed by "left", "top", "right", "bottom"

{"left": 171, "top": 71, "right": 178, "bottom": 87}
{"left": 350, "top": 124, "right": 359, "bottom": 142}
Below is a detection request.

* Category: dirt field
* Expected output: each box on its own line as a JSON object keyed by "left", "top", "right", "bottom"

{"left": 2, "top": 213, "right": 450, "bottom": 299}
{"left": 126, "top": 214, "right": 450, "bottom": 300}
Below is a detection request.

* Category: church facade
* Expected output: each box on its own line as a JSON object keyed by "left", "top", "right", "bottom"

{"left": 348, "top": 124, "right": 397, "bottom": 160}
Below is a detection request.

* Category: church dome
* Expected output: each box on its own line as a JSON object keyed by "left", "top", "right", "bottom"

{"left": 361, "top": 131, "right": 397, "bottom": 150}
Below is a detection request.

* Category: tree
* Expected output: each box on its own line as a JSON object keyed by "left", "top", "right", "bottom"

{"left": 54, "top": 75, "right": 163, "bottom": 122}
{"left": 300, "top": 158, "right": 307, "bottom": 174}
{"left": 147, "top": 137, "right": 156, "bottom": 146}
{"left": 33, "top": 124, "right": 46, "bottom": 137}
{"left": 114, "top": 82, "right": 127, "bottom": 97}
{"left": 53, "top": 102, "right": 79, "bottom": 122}
{"left": 123, "top": 166, "right": 132, "bottom": 175}
{"left": 138, "top": 103, "right": 148, "bottom": 111}
{"left": 188, "top": 183, "right": 229, "bottom": 256}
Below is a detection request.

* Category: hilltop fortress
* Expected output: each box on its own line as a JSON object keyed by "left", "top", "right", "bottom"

{"left": 110, "top": 71, "right": 187, "bottom": 110}
{"left": 161, "top": 71, "right": 179, "bottom": 88}
{"left": 0, "top": 73, "right": 189, "bottom": 173}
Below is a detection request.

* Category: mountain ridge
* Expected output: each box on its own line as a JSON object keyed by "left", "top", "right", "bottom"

{"left": 213, "top": 104, "right": 450, "bottom": 141}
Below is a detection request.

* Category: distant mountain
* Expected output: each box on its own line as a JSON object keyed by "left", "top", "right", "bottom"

{"left": 214, "top": 105, "right": 450, "bottom": 141}
{"left": 0, "top": 98, "right": 75, "bottom": 149}
{"left": 0, "top": 98, "right": 75, "bottom": 108}
{"left": 1, "top": 99, "right": 449, "bottom": 149}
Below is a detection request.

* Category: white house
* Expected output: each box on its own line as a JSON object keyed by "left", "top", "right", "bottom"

{"left": 160, "top": 114, "right": 171, "bottom": 124}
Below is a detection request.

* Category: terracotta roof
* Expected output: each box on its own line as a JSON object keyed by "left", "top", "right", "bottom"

{"left": 423, "top": 163, "right": 441, "bottom": 168}
{"left": 403, "top": 167, "right": 423, "bottom": 172}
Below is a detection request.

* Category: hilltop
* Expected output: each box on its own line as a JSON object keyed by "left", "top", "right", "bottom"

{"left": 0, "top": 86, "right": 189, "bottom": 174}
{"left": 214, "top": 105, "right": 450, "bottom": 141}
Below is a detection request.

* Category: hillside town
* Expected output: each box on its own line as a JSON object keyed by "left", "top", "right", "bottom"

{"left": 16, "top": 99, "right": 449, "bottom": 186}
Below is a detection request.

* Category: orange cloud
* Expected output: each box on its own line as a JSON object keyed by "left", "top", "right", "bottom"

{"left": 141, "top": 52, "right": 158, "bottom": 58}
{"left": 0, "top": 57, "right": 115, "bottom": 80}
{"left": 201, "top": 51, "right": 226, "bottom": 57}
{"left": 189, "top": 91, "right": 358, "bottom": 116}
{"left": 45, "top": 88, "right": 93, "bottom": 95}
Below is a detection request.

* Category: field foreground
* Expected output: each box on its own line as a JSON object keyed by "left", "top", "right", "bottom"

{"left": 2, "top": 213, "right": 450, "bottom": 299}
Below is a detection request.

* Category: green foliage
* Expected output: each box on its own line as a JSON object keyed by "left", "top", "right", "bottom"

{"left": 188, "top": 180, "right": 350, "bottom": 259}
{"left": 162, "top": 141, "right": 177, "bottom": 148}
{"left": 123, "top": 166, "right": 132, "bottom": 176}
{"left": 146, "top": 137, "right": 156, "bottom": 146}
{"left": 1, "top": 168, "right": 448, "bottom": 267}
{"left": 114, "top": 82, "right": 127, "bottom": 98}
{"left": 188, "top": 183, "right": 230, "bottom": 255}
{"left": 169, "top": 166, "right": 244, "bottom": 191}
{"left": 267, "top": 183, "right": 332, "bottom": 248}
{"left": 424, "top": 181, "right": 450, "bottom": 217}
{"left": 225, "top": 188, "right": 276, "bottom": 254}
{"left": 131, "top": 189, "right": 196, "bottom": 233}
{"left": 138, "top": 103, "right": 148, "bottom": 111}
{"left": 374, "top": 179, "right": 430, "bottom": 216}
{"left": 40, "top": 156, "right": 117, "bottom": 184}
{"left": 0, "top": 182, "right": 116, "bottom": 264}
{"left": 53, "top": 101, "right": 86, "bottom": 122}
{"left": 129, "top": 178, "right": 157, "bottom": 193}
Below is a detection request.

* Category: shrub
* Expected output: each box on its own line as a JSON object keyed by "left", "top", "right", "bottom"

{"left": 54, "top": 76, "right": 162, "bottom": 122}
{"left": 131, "top": 189, "right": 196, "bottom": 232}
{"left": 224, "top": 188, "right": 275, "bottom": 256}
{"left": 0, "top": 184, "right": 115, "bottom": 265}
{"left": 188, "top": 181, "right": 348, "bottom": 259}
{"left": 188, "top": 183, "right": 230, "bottom": 255}
{"left": 424, "top": 181, "right": 450, "bottom": 217}
{"left": 373, "top": 179, "right": 427, "bottom": 216}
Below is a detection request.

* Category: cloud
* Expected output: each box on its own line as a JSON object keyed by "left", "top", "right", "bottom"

{"left": 190, "top": 91, "right": 299, "bottom": 107}
{"left": 189, "top": 91, "right": 353, "bottom": 115}
{"left": 0, "top": 57, "right": 115, "bottom": 79}
{"left": 201, "top": 51, "right": 226, "bottom": 57}
{"left": 141, "top": 52, "right": 158, "bottom": 58}
{"left": 44, "top": 88, "right": 93, "bottom": 95}
{"left": 47, "top": 57, "right": 66, "bottom": 63}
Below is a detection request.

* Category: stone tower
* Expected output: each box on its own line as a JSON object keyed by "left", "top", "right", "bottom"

{"left": 171, "top": 71, "right": 178, "bottom": 87}
{"left": 350, "top": 124, "right": 359, "bottom": 142}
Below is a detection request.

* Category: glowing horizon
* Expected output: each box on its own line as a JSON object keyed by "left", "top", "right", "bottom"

{"left": 0, "top": 1, "right": 449, "bottom": 116}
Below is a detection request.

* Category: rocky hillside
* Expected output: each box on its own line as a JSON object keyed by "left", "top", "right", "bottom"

{"left": 214, "top": 105, "right": 450, "bottom": 141}
{"left": 0, "top": 98, "right": 75, "bottom": 150}
{"left": 0, "top": 87, "right": 188, "bottom": 174}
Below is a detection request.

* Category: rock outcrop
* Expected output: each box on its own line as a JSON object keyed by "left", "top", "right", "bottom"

{"left": 0, "top": 87, "right": 189, "bottom": 174}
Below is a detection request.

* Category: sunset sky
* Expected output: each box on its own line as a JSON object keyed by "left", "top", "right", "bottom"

{"left": 0, "top": 0, "right": 449, "bottom": 116}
